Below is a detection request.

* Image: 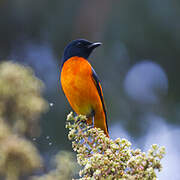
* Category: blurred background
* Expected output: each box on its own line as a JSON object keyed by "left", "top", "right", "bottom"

{"left": 0, "top": 0, "right": 180, "bottom": 179}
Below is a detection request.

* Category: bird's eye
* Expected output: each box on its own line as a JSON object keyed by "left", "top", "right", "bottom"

{"left": 76, "top": 42, "right": 82, "bottom": 48}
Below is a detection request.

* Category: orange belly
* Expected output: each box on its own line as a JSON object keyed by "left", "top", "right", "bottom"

{"left": 61, "top": 57, "right": 101, "bottom": 116}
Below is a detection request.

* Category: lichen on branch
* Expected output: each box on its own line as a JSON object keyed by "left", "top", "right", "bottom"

{"left": 66, "top": 112, "right": 165, "bottom": 180}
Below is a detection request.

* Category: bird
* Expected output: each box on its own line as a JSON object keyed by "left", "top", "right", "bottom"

{"left": 60, "top": 39, "right": 109, "bottom": 137}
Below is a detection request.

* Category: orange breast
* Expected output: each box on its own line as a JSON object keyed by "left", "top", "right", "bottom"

{"left": 61, "top": 57, "right": 101, "bottom": 115}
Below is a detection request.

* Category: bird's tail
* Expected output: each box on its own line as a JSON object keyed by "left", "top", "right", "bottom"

{"left": 94, "top": 110, "right": 109, "bottom": 138}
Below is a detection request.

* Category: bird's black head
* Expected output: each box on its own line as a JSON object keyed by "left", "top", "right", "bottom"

{"left": 62, "top": 39, "right": 101, "bottom": 65}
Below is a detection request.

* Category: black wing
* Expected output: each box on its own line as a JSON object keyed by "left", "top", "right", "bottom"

{"left": 91, "top": 68, "right": 108, "bottom": 133}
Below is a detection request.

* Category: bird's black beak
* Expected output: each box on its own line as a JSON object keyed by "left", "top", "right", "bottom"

{"left": 88, "top": 42, "right": 102, "bottom": 50}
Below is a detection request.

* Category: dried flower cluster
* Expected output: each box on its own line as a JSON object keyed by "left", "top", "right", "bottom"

{"left": 0, "top": 62, "right": 77, "bottom": 180}
{"left": 0, "top": 61, "right": 165, "bottom": 180}
{"left": 66, "top": 112, "right": 165, "bottom": 180}
{"left": 31, "top": 151, "right": 77, "bottom": 180}
{"left": 0, "top": 61, "right": 47, "bottom": 180}
{"left": 0, "top": 61, "right": 48, "bottom": 136}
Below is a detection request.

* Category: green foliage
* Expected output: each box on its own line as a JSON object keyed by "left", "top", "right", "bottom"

{"left": 66, "top": 112, "right": 165, "bottom": 180}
